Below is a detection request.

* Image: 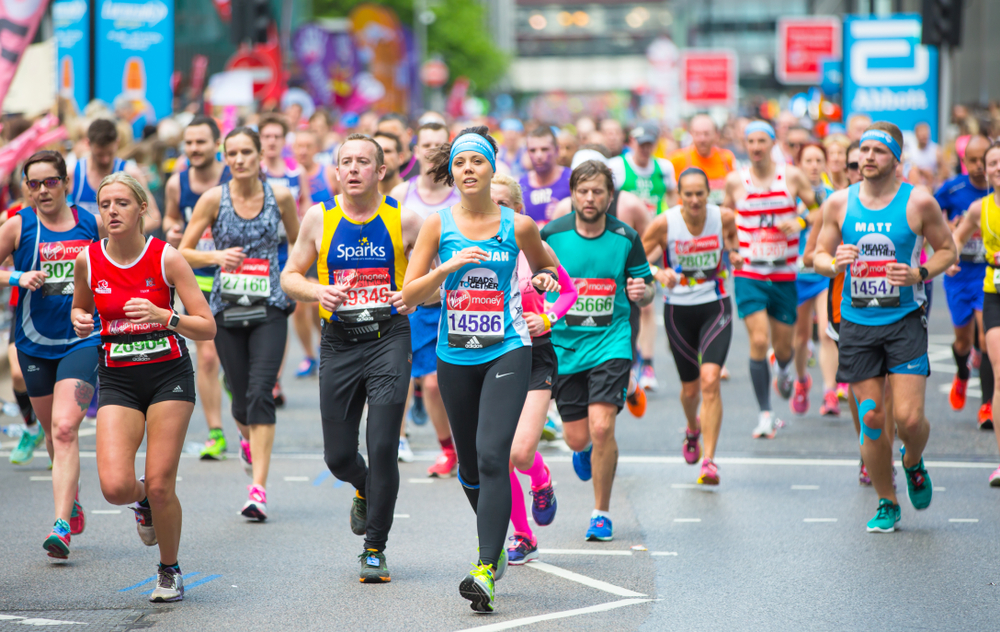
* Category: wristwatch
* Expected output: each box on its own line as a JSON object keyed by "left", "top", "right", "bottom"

{"left": 918, "top": 266, "right": 929, "bottom": 281}
{"left": 166, "top": 310, "right": 181, "bottom": 330}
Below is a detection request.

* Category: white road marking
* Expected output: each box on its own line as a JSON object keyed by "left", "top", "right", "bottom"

{"left": 283, "top": 476, "right": 310, "bottom": 482}
{"left": 393, "top": 514, "right": 410, "bottom": 518}
{"left": 524, "top": 561, "right": 646, "bottom": 597}
{"left": 537, "top": 549, "right": 632, "bottom": 556}
{"left": 803, "top": 518, "right": 838, "bottom": 523}
{"left": 673, "top": 518, "right": 701, "bottom": 523}
{"left": 408, "top": 478, "right": 434, "bottom": 484}
{"left": 0, "top": 616, "right": 88, "bottom": 625}
{"left": 453, "top": 598, "right": 652, "bottom": 632}
{"left": 935, "top": 487, "right": 946, "bottom": 491}
{"left": 29, "top": 476, "right": 51, "bottom": 481}
{"left": 949, "top": 518, "right": 979, "bottom": 523}
{"left": 670, "top": 483, "right": 699, "bottom": 489}
{"left": 91, "top": 510, "right": 121, "bottom": 515}
{"left": 937, "top": 377, "right": 980, "bottom": 393}
{"left": 791, "top": 485, "right": 819, "bottom": 490}
{"left": 651, "top": 551, "right": 678, "bottom": 556}
{"left": 175, "top": 477, "right": 182, "bottom": 482}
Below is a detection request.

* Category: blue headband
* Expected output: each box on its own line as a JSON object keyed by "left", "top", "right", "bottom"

{"left": 745, "top": 121, "right": 775, "bottom": 139}
{"left": 860, "top": 129, "right": 902, "bottom": 161}
{"left": 450, "top": 134, "right": 496, "bottom": 174}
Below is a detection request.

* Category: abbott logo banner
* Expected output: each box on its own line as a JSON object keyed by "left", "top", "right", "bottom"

{"left": 844, "top": 14, "right": 939, "bottom": 141}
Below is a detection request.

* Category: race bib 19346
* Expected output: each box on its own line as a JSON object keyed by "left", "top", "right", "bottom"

{"left": 333, "top": 267, "right": 392, "bottom": 323}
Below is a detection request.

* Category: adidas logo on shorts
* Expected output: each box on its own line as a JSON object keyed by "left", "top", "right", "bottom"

{"left": 172, "top": 385, "right": 183, "bottom": 393}
{"left": 581, "top": 316, "right": 597, "bottom": 327}
{"left": 465, "top": 336, "right": 483, "bottom": 349}
{"left": 238, "top": 295, "right": 251, "bottom": 306}
{"left": 356, "top": 310, "right": 373, "bottom": 322}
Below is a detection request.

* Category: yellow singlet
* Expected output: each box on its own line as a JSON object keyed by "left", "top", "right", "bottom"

{"left": 981, "top": 193, "right": 1000, "bottom": 294}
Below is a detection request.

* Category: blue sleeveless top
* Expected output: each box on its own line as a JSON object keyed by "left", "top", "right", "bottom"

{"left": 308, "top": 168, "right": 332, "bottom": 204}
{"left": 71, "top": 158, "right": 126, "bottom": 216}
{"left": 179, "top": 166, "right": 231, "bottom": 278}
{"left": 436, "top": 206, "right": 530, "bottom": 365}
{"left": 840, "top": 182, "right": 925, "bottom": 326}
{"left": 14, "top": 208, "right": 101, "bottom": 358}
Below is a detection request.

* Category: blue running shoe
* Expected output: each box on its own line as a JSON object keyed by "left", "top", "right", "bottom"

{"left": 409, "top": 391, "right": 428, "bottom": 426}
{"left": 572, "top": 445, "right": 592, "bottom": 481}
{"left": 901, "top": 447, "right": 932, "bottom": 510}
{"left": 530, "top": 478, "right": 557, "bottom": 526}
{"left": 586, "top": 515, "right": 613, "bottom": 541}
{"left": 295, "top": 357, "right": 318, "bottom": 378}
{"left": 506, "top": 534, "right": 539, "bottom": 565}
{"left": 866, "top": 498, "right": 901, "bottom": 533}
{"left": 541, "top": 416, "right": 559, "bottom": 441}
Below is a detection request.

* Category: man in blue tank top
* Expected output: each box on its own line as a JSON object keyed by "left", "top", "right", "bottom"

{"left": 813, "top": 121, "right": 957, "bottom": 533}
{"left": 163, "top": 116, "right": 232, "bottom": 460}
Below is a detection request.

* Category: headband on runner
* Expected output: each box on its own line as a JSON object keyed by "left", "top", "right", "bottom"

{"left": 449, "top": 133, "right": 496, "bottom": 174}
{"left": 744, "top": 121, "right": 776, "bottom": 139}
{"left": 860, "top": 129, "right": 902, "bottom": 161}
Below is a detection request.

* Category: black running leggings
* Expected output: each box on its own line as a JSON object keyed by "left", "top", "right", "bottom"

{"left": 213, "top": 305, "right": 287, "bottom": 425}
{"left": 437, "top": 346, "right": 532, "bottom": 568}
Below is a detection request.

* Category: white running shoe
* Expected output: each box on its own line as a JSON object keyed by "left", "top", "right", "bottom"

{"left": 752, "top": 411, "right": 782, "bottom": 439}
{"left": 397, "top": 438, "right": 414, "bottom": 463}
{"left": 149, "top": 566, "right": 184, "bottom": 602}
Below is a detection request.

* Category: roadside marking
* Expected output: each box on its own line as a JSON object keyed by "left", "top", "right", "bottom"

{"left": 182, "top": 574, "right": 223, "bottom": 591}
{"left": 29, "top": 476, "right": 51, "bottom": 481}
{"left": 312, "top": 471, "right": 331, "bottom": 486}
{"left": 453, "top": 598, "right": 652, "bottom": 632}
{"left": 673, "top": 518, "right": 701, "bottom": 523}
{"left": 284, "top": 476, "right": 310, "bottom": 482}
{"left": 140, "top": 573, "right": 202, "bottom": 595}
{"left": 935, "top": 487, "right": 946, "bottom": 491}
{"left": 670, "top": 483, "right": 699, "bottom": 489}
{"left": 525, "top": 561, "right": 646, "bottom": 597}
{"left": 803, "top": 518, "right": 838, "bottom": 523}
{"left": 393, "top": 514, "right": 410, "bottom": 518}
{"left": 175, "top": 477, "right": 182, "bottom": 481}
{"left": 949, "top": 518, "right": 979, "bottom": 523}
{"left": 791, "top": 485, "right": 819, "bottom": 490}
{"left": 92, "top": 510, "right": 121, "bottom": 515}
{"left": 408, "top": 478, "right": 434, "bottom": 484}
{"left": 119, "top": 576, "right": 157, "bottom": 592}
{"left": 537, "top": 549, "right": 632, "bottom": 556}
{"left": 0, "top": 616, "right": 87, "bottom": 625}
{"left": 650, "top": 552, "right": 678, "bottom": 556}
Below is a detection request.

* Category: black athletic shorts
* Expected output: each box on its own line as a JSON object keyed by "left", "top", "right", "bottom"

{"left": 17, "top": 346, "right": 99, "bottom": 398}
{"left": 663, "top": 299, "right": 733, "bottom": 383}
{"left": 837, "top": 308, "right": 929, "bottom": 384}
{"left": 554, "top": 357, "right": 631, "bottom": 422}
{"left": 984, "top": 292, "right": 1000, "bottom": 333}
{"left": 320, "top": 314, "right": 411, "bottom": 413}
{"left": 528, "top": 338, "right": 558, "bottom": 391}
{"left": 98, "top": 355, "right": 196, "bottom": 414}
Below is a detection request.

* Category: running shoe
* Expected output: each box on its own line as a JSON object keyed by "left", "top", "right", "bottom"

{"left": 492, "top": 547, "right": 508, "bottom": 582}
{"left": 43, "top": 519, "right": 71, "bottom": 559}
{"left": 295, "top": 356, "right": 318, "bottom": 378}
{"left": 408, "top": 392, "right": 428, "bottom": 426}
{"left": 819, "top": 389, "right": 841, "bottom": 417}
{"left": 859, "top": 461, "right": 872, "bottom": 486}
{"left": 239, "top": 437, "right": 253, "bottom": 477}
{"left": 541, "top": 415, "right": 560, "bottom": 441}
{"left": 774, "top": 370, "right": 794, "bottom": 400}
{"left": 69, "top": 489, "right": 85, "bottom": 536}
{"left": 507, "top": 534, "right": 539, "bottom": 565}
{"left": 427, "top": 448, "right": 458, "bottom": 478}
{"left": 272, "top": 383, "right": 285, "bottom": 408}
{"left": 199, "top": 428, "right": 227, "bottom": 460}
{"left": 752, "top": 411, "right": 782, "bottom": 439}
{"left": 585, "top": 515, "right": 613, "bottom": 541}
{"left": 397, "top": 438, "right": 414, "bottom": 463}
{"left": 131, "top": 500, "right": 157, "bottom": 546}
{"left": 949, "top": 376, "right": 968, "bottom": 411}
{"left": 572, "top": 445, "right": 593, "bottom": 481}
{"left": 697, "top": 459, "right": 719, "bottom": 485}
{"left": 459, "top": 563, "right": 496, "bottom": 613}
{"left": 979, "top": 402, "right": 993, "bottom": 430}
{"left": 639, "top": 364, "right": 658, "bottom": 391}
{"left": 241, "top": 484, "right": 267, "bottom": 521}
{"left": 530, "top": 474, "right": 557, "bottom": 526}
{"left": 350, "top": 492, "right": 367, "bottom": 535}
{"left": 359, "top": 549, "right": 391, "bottom": 583}
{"left": 790, "top": 375, "right": 812, "bottom": 415}
{"left": 626, "top": 386, "right": 647, "bottom": 418}
{"left": 866, "top": 498, "right": 901, "bottom": 533}
{"left": 720, "top": 365, "right": 730, "bottom": 380}
{"left": 149, "top": 566, "right": 184, "bottom": 603}
{"left": 683, "top": 428, "right": 701, "bottom": 465}
{"left": 836, "top": 383, "right": 850, "bottom": 400}
{"left": 989, "top": 466, "right": 1000, "bottom": 487}
{"left": 902, "top": 449, "right": 932, "bottom": 510}
{"left": 9, "top": 425, "right": 44, "bottom": 465}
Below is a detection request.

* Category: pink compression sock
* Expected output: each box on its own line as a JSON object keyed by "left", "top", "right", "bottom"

{"left": 509, "top": 470, "right": 534, "bottom": 541}
{"left": 517, "top": 452, "right": 550, "bottom": 490}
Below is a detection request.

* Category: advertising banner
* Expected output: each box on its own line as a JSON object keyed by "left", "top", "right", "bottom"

{"left": 681, "top": 50, "right": 737, "bottom": 107}
{"left": 54, "top": 0, "right": 88, "bottom": 114}
{"left": 843, "top": 14, "right": 939, "bottom": 141}
{"left": 0, "top": 0, "right": 49, "bottom": 109}
{"left": 776, "top": 16, "right": 842, "bottom": 85}
{"left": 292, "top": 24, "right": 357, "bottom": 109}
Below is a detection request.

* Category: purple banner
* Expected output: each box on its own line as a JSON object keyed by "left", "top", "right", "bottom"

{"left": 292, "top": 24, "right": 357, "bottom": 109}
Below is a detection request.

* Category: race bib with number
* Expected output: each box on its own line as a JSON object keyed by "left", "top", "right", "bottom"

{"left": 675, "top": 235, "right": 721, "bottom": 282}
{"left": 108, "top": 337, "right": 172, "bottom": 363}
{"left": 961, "top": 230, "right": 986, "bottom": 263}
{"left": 565, "top": 278, "right": 616, "bottom": 327}
{"left": 749, "top": 227, "right": 787, "bottom": 265}
{"left": 39, "top": 240, "right": 89, "bottom": 297}
{"left": 850, "top": 259, "right": 900, "bottom": 308}
{"left": 220, "top": 258, "right": 271, "bottom": 306}
{"left": 445, "top": 289, "right": 504, "bottom": 348}
{"left": 333, "top": 268, "right": 392, "bottom": 323}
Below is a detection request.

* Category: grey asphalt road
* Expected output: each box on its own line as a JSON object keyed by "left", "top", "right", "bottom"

{"left": 2, "top": 290, "right": 999, "bottom": 632}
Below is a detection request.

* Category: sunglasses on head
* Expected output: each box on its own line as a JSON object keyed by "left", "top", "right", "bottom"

{"left": 25, "top": 177, "right": 64, "bottom": 191}
{"left": 847, "top": 162, "right": 860, "bottom": 170}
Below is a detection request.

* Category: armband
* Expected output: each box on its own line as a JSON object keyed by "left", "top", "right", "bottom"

{"left": 539, "top": 312, "right": 552, "bottom": 331}
{"left": 797, "top": 216, "right": 808, "bottom": 229}
{"left": 830, "top": 258, "right": 837, "bottom": 276}
{"left": 8, "top": 271, "right": 21, "bottom": 287}
{"left": 806, "top": 200, "right": 820, "bottom": 211}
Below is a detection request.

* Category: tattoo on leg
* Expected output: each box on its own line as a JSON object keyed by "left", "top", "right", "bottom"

{"left": 74, "top": 381, "right": 95, "bottom": 412}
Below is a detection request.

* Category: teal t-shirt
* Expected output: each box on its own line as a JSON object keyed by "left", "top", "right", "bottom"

{"left": 541, "top": 213, "right": 653, "bottom": 375}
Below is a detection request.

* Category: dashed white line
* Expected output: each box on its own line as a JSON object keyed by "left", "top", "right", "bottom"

{"left": 670, "top": 483, "right": 699, "bottom": 489}
{"left": 791, "top": 485, "right": 819, "bottom": 490}
{"left": 283, "top": 476, "right": 310, "bottom": 482}
{"left": 29, "top": 476, "right": 51, "bottom": 481}
{"left": 408, "top": 478, "right": 434, "bottom": 484}
{"left": 524, "top": 561, "right": 646, "bottom": 597}
{"left": 673, "top": 518, "right": 701, "bottom": 523}
{"left": 453, "top": 598, "right": 652, "bottom": 632}
{"left": 393, "top": 514, "right": 410, "bottom": 518}
{"left": 935, "top": 487, "right": 946, "bottom": 491}
{"left": 537, "top": 549, "right": 632, "bottom": 556}
{"left": 91, "top": 510, "right": 121, "bottom": 515}
{"left": 949, "top": 518, "right": 979, "bottom": 523}
{"left": 803, "top": 518, "right": 838, "bottom": 523}
{"left": 650, "top": 551, "right": 678, "bottom": 556}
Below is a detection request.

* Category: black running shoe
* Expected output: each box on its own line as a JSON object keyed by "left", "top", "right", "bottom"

{"left": 350, "top": 492, "right": 367, "bottom": 536}
{"left": 359, "top": 549, "right": 390, "bottom": 583}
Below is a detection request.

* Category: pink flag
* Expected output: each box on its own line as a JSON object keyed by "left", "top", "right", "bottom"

{"left": 0, "top": 0, "right": 50, "bottom": 107}
{"left": 0, "top": 113, "right": 57, "bottom": 179}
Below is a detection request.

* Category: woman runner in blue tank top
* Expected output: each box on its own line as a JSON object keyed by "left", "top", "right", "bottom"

{"left": 0, "top": 151, "right": 102, "bottom": 559}
{"left": 403, "top": 127, "right": 560, "bottom": 613}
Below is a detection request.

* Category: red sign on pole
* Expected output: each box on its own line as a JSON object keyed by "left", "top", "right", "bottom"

{"left": 776, "top": 16, "right": 842, "bottom": 85}
{"left": 226, "top": 43, "right": 284, "bottom": 104}
{"left": 420, "top": 59, "right": 449, "bottom": 88}
{"left": 681, "top": 50, "right": 737, "bottom": 107}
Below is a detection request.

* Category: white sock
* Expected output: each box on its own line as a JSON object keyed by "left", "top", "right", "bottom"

{"left": 591, "top": 509, "right": 611, "bottom": 519}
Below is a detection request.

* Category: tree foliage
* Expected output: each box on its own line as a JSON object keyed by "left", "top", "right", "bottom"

{"left": 314, "top": 0, "right": 508, "bottom": 93}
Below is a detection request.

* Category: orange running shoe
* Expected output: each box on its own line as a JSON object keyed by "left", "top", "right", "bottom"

{"left": 978, "top": 402, "right": 993, "bottom": 430}
{"left": 949, "top": 377, "right": 968, "bottom": 411}
{"left": 626, "top": 386, "right": 647, "bottom": 417}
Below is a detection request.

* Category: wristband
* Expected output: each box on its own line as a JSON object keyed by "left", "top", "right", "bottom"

{"left": 830, "top": 258, "right": 837, "bottom": 276}
{"left": 797, "top": 216, "right": 807, "bottom": 229}
{"left": 649, "top": 264, "right": 660, "bottom": 276}
{"left": 538, "top": 312, "right": 552, "bottom": 332}
{"left": 8, "top": 271, "right": 22, "bottom": 287}
{"left": 533, "top": 269, "right": 558, "bottom": 285}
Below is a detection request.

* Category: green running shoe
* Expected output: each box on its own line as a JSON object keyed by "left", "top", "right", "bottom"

{"left": 902, "top": 448, "right": 933, "bottom": 510}
{"left": 460, "top": 563, "right": 496, "bottom": 613}
{"left": 350, "top": 492, "right": 367, "bottom": 536}
{"left": 359, "top": 549, "right": 391, "bottom": 583}
{"left": 866, "top": 498, "right": 901, "bottom": 533}
{"left": 199, "top": 429, "right": 227, "bottom": 460}
{"left": 10, "top": 426, "right": 45, "bottom": 465}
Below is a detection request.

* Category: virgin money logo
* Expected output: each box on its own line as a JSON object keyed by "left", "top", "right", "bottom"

{"left": 40, "top": 242, "right": 64, "bottom": 261}
{"left": 447, "top": 290, "right": 471, "bottom": 310}
{"left": 108, "top": 319, "right": 158, "bottom": 335}
{"left": 335, "top": 269, "right": 358, "bottom": 287}
{"left": 851, "top": 261, "right": 868, "bottom": 277}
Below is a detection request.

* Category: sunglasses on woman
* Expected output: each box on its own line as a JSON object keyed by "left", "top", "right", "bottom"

{"left": 25, "top": 177, "right": 64, "bottom": 191}
{"left": 846, "top": 162, "right": 860, "bottom": 171}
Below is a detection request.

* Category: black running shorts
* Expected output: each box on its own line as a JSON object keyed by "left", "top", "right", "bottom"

{"left": 983, "top": 292, "right": 1000, "bottom": 333}
{"left": 662, "top": 299, "right": 733, "bottom": 383}
{"left": 837, "top": 308, "right": 929, "bottom": 384}
{"left": 554, "top": 357, "right": 631, "bottom": 422}
{"left": 528, "top": 338, "right": 558, "bottom": 391}
{"left": 98, "top": 355, "right": 196, "bottom": 414}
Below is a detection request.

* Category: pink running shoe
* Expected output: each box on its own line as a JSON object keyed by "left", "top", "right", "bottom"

{"left": 836, "top": 383, "right": 849, "bottom": 401}
{"left": 239, "top": 437, "right": 253, "bottom": 477}
{"left": 427, "top": 448, "right": 457, "bottom": 478}
{"left": 683, "top": 428, "right": 701, "bottom": 465}
{"left": 819, "top": 389, "right": 840, "bottom": 417}
{"left": 990, "top": 466, "right": 1000, "bottom": 487}
{"left": 790, "top": 375, "right": 812, "bottom": 415}
{"left": 241, "top": 484, "right": 267, "bottom": 521}
{"left": 69, "top": 487, "right": 86, "bottom": 536}
{"left": 697, "top": 459, "right": 719, "bottom": 485}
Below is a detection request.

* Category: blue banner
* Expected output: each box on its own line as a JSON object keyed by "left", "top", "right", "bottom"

{"left": 843, "top": 14, "right": 939, "bottom": 142}
{"left": 53, "top": 0, "right": 89, "bottom": 115}
{"left": 96, "top": 0, "right": 174, "bottom": 137}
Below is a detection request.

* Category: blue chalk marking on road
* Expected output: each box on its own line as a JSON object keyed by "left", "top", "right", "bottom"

{"left": 333, "top": 478, "right": 343, "bottom": 488}
{"left": 183, "top": 574, "right": 223, "bottom": 591}
{"left": 313, "top": 470, "right": 331, "bottom": 486}
{"left": 856, "top": 397, "right": 880, "bottom": 445}
{"left": 119, "top": 576, "right": 157, "bottom": 592}
{"left": 137, "top": 573, "right": 200, "bottom": 594}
